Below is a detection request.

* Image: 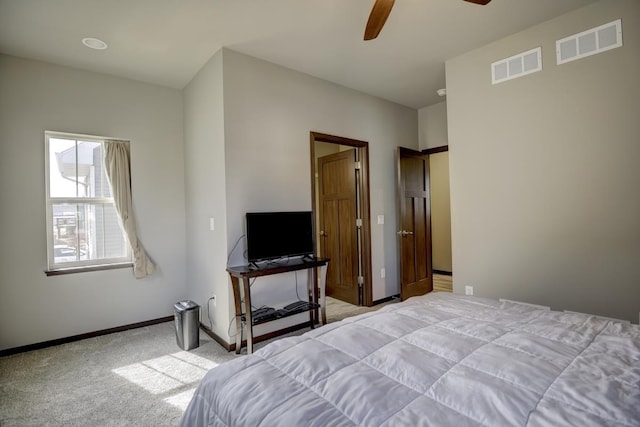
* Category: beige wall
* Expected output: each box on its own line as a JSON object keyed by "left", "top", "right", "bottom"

{"left": 182, "top": 49, "right": 418, "bottom": 341}
{"left": 418, "top": 101, "right": 448, "bottom": 150}
{"left": 0, "top": 45, "right": 419, "bottom": 349}
{"left": 183, "top": 50, "right": 231, "bottom": 339}
{"left": 429, "top": 152, "right": 452, "bottom": 272}
{"left": 446, "top": 0, "right": 640, "bottom": 322}
{"left": 0, "top": 55, "right": 186, "bottom": 350}
{"left": 222, "top": 49, "right": 418, "bottom": 314}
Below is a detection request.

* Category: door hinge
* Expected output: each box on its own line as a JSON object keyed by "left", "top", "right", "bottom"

{"left": 356, "top": 218, "right": 363, "bottom": 228}
{"left": 355, "top": 161, "right": 361, "bottom": 170}
{"left": 358, "top": 276, "right": 364, "bottom": 285}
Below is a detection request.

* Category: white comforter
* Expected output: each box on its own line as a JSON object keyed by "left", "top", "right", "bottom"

{"left": 180, "top": 293, "right": 640, "bottom": 426}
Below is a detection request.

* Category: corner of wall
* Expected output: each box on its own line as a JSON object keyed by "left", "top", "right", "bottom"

{"left": 418, "top": 101, "right": 448, "bottom": 150}
{"left": 183, "top": 48, "right": 232, "bottom": 343}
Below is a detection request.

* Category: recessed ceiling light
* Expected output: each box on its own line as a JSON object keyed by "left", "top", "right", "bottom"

{"left": 82, "top": 37, "right": 108, "bottom": 50}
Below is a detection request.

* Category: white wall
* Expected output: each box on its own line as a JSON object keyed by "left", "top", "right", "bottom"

{"left": 183, "top": 50, "right": 231, "bottom": 340}
{"left": 418, "top": 101, "right": 448, "bottom": 150}
{"left": 0, "top": 47, "right": 418, "bottom": 350}
{"left": 446, "top": 0, "right": 640, "bottom": 322}
{"left": 222, "top": 49, "right": 418, "bottom": 313}
{"left": 0, "top": 55, "right": 186, "bottom": 350}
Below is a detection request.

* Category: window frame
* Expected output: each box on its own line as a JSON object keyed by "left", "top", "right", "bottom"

{"left": 44, "top": 131, "right": 132, "bottom": 274}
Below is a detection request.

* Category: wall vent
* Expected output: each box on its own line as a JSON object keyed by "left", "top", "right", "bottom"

{"left": 556, "top": 19, "right": 622, "bottom": 65}
{"left": 491, "top": 47, "right": 542, "bottom": 85}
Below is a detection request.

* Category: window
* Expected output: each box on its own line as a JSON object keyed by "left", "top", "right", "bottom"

{"left": 45, "top": 131, "right": 131, "bottom": 272}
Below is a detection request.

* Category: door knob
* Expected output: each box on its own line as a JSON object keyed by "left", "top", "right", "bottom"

{"left": 397, "top": 230, "right": 414, "bottom": 236}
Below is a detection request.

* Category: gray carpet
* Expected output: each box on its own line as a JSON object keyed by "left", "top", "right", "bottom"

{"left": 0, "top": 303, "right": 390, "bottom": 426}
{"left": 0, "top": 321, "right": 286, "bottom": 427}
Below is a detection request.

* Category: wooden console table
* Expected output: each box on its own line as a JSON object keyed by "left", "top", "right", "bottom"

{"left": 227, "top": 257, "right": 329, "bottom": 354}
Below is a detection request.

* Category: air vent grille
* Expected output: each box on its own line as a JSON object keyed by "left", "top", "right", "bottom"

{"left": 491, "top": 47, "right": 542, "bottom": 85}
{"left": 556, "top": 19, "right": 622, "bottom": 65}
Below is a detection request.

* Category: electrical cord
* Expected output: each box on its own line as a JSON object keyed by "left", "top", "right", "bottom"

{"left": 227, "top": 234, "right": 246, "bottom": 266}
{"left": 230, "top": 256, "right": 311, "bottom": 337}
{"left": 207, "top": 296, "right": 215, "bottom": 330}
{"left": 228, "top": 315, "right": 241, "bottom": 339}
{"left": 228, "top": 303, "right": 271, "bottom": 338}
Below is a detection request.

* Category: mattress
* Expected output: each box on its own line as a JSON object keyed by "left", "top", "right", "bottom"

{"left": 180, "top": 292, "right": 640, "bottom": 426}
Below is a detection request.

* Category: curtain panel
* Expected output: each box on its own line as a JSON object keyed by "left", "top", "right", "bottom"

{"left": 104, "top": 140, "right": 155, "bottom": 278}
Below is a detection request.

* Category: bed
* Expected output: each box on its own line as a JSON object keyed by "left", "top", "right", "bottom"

{"left": 180, "top": 292, "right": 640, "bottom": 426}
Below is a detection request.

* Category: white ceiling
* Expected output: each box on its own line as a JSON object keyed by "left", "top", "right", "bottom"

{"left": 0, "top": 0, "right": 597, "bottom": 109}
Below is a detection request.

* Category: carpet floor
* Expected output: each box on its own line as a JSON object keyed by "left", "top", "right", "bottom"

{"left": 0, "top": 284, "right": 457, "bottom": 427}
{"left": 0, "top": 301, "right": 393, "bottom": 426}
{"left": 1, "top": 322, "right": 239, "bottom": 426}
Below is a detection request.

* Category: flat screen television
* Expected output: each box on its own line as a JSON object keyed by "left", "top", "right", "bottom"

{"left": 246, "top": 211, "right": 314, "bottom": 262}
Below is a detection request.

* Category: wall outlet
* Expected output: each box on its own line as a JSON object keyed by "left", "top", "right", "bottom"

{"left": 465, "top": 286, "right": 474, "bottom": 296}
{"left": 209, "top": 217, "right": 215, "bottom": 231}
{"left": 380, "top": 268, "right": 385, "bottom": 278}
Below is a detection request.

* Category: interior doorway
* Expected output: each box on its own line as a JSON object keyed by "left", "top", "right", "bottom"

{"left": 422, "top": 146, "right": 452, "bottom": 276}
{"left": 310, "top": 132, "right": 372, "bottom": 307}
{"left": 422, "top": 145, "right": 453, "bottom": 294}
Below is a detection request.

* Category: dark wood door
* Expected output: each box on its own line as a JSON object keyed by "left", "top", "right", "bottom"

{"left": 318, "top": 149, "right": 360, "bottom": 305}
{"left": 397, "top": 147, "right": 433, "bottom": 300}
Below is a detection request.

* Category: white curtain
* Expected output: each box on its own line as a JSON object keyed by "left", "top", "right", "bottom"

{"left": 103, "top": 140, "right": 155, "bottom": 278}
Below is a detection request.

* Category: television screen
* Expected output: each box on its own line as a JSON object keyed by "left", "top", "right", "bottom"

{"left": 246, "top": 211, "right": 314, "bottom": 262}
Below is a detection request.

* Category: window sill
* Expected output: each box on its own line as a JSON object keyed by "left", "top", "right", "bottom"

{"left": 45, "top": 262, "right": 133, "bottom": 276}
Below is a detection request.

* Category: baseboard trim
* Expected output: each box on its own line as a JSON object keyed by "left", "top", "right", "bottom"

{"left": 200, "top": 321, "right": 313, "bottom": 352}
{"left": 433, "top": 270, "right": 452, "bottom": 276}
{"left": 199, "top": 323, "right": 232, "bottom": 351}
{"left": 0, "top": 316, "right": 174, "bottom": 357}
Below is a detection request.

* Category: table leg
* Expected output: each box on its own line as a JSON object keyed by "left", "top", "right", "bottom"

{"left": 319, "top": 264, "right": 328, "bottom": 325}
{"left": 230, "top": 276, "right": 243, "bottom": 354}
{"left": 242, "top": 276, "right": 254, "bottom": 354}
{"left": 307, "top": 268, "right": 315, "bottom": 329}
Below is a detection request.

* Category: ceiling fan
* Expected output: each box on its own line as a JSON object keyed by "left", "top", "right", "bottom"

{"left": 364, "top": 0, "right": 492, "bottom": 41}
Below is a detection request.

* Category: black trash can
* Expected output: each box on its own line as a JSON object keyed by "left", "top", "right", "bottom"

{"left": 174, "top": 300, "right": 200, "bottom": 350}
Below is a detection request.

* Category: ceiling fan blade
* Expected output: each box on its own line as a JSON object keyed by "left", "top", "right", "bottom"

{"left": 364, "top": 0, "right": 395, "bottom": 41}
{"left": 463, "top": 0, "right": 491, "bottom": 4}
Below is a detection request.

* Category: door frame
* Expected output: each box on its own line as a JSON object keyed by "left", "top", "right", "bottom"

{"left": 421, "top": 145, "right": 450, "bottom": 277}
{"left": 422, "top": 145, "right": 448, "bottom": 155}
{"left": 310, "top": 132, "right": 373, "bottom": 307}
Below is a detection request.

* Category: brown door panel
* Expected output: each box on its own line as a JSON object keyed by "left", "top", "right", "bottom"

{"left": 415, "top": 198, "right": 428, "bottom": 280}
{"left": 322, "top": 200, "right": 339, "bottom": 287}
{"left": 319, "top": 149, "right": 360, "bottom": 305}
{"left": 397, "top": 147, "right": 433, "bottom": 300}
{"left": 337, "top": 199, "right": 357, "bottom": 289}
